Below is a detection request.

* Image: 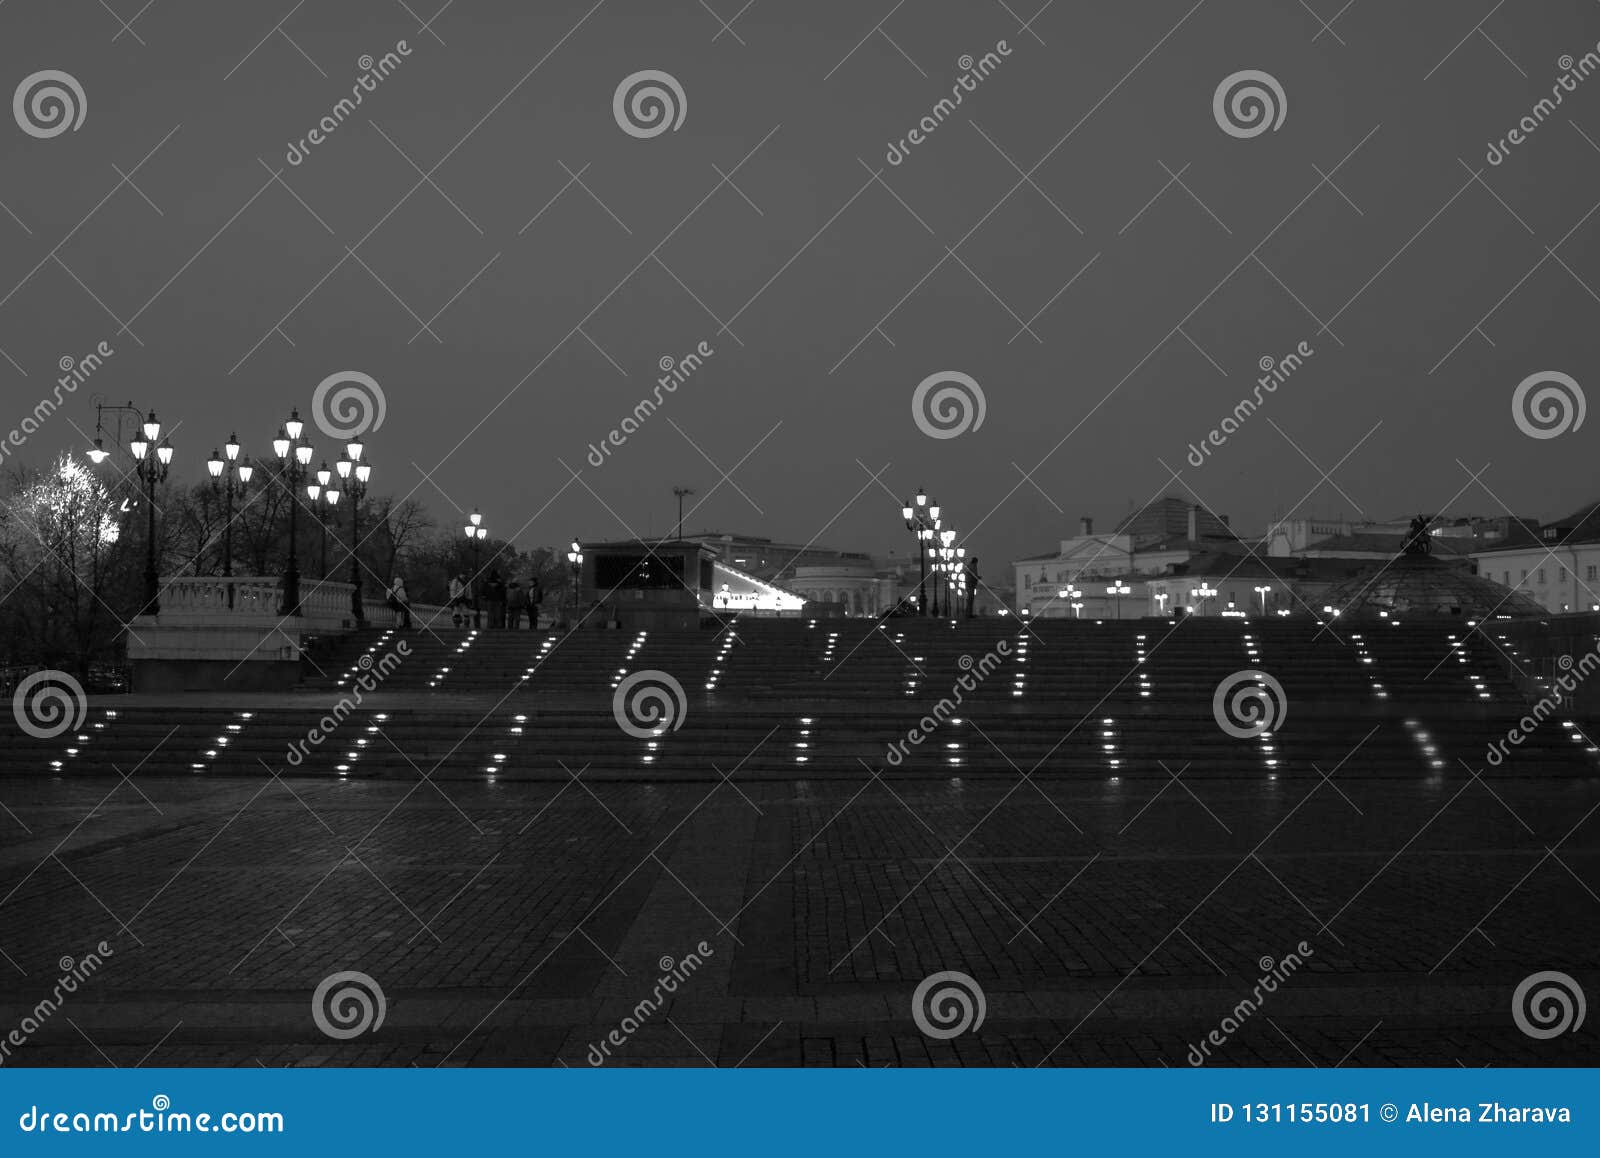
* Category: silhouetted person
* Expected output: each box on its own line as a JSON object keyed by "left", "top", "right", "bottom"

{"left": 485, "top": 569, "right": 507, "bottom": 628}
{"left": 449, "top": 574, "right": 469, "bottom": 628}
{"left": 506, "top": 579, "right": 528, "bottom": 629}
{"left": 387, "top": 576, "right": 412, "bottom": 629}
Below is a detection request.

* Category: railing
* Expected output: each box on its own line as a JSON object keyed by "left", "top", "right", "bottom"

{"left": 159, "top": 575, "right": 283, "bottom": 614}
{"left": 154, "top": 574, "right": 452, "bottom": 631}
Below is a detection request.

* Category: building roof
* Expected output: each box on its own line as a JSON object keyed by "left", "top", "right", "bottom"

{"left": 1114, "top": 496, "right": 1230, "bottom": 543}
{"left": 1318, "top": 556, "right": 1547, "bottom": 618}
{"left": 1306, "top": 531, "right": 1473, "bottom": 557}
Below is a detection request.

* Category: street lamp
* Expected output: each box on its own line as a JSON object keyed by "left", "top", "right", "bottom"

{"left": 1253, "top": 584, "right": 1272, "bottom": 616}
{"left": 128, "top": 409, "right": 174, "bottom": 615}
{"left": 1193, "top": 583, "right": 1217, "bottom": 616}
{"left": 902, "top": 488, "right": 939, "bottom": 617}
{"left": 206, "top": 433, "right": 252, "bottom": 606}
{"left": 305, "top": 461, "right": 340, "bottom": 581}
{"left": 464, "top": 508, "right": 487, "bottom": 628}
{"left": 566, "top": 537, "right": 584, "bottom": 625}
{"left": 1060, "top": 584, "right": 1083, "bottom": 618}
{"left": 273, "top": 407, "right": 315, "bottom": 616}
{"left": 305, "top": 461, "right": 339, "bottom": 579}
{"left": 1106, "top": 580, "right": 1131, "bottom": 620}
{"left": 335, "top": 440, "right": 372, "bottom": 621}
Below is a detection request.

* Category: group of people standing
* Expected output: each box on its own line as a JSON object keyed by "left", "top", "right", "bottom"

{"left": 381, "top": 570, "right": 545, "bottom": 630}
{"left": 448, "top": 569, "right": 543, "bottom": 629}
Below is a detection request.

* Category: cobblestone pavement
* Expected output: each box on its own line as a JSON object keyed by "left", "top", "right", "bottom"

{"left": 1, "top": 769, "right": 1596, "bottom": 1067}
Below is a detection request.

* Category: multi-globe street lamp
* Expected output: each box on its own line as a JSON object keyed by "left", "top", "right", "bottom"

{"left": 334, "top": 438, "right": 371, "bottom": 622}
{"left": 464, "top": 508, "right": 488, "bottom": 628}
{"left": 272, "top": 408, "right": 315, "bottom": 616}
{"left": 901, "top": 488, "right": 940, "bottom": 616}
{"left": 1192, "top": 583, "right": 1218, "bottom": 616}
{"left": 305, "top": 461, "right": 339, "bottom": 579}
{"left": 128, "top": 410, "right": 174, "bottom": 615}
{"left": 566, "top": 537, "right": 584, "bottom": 625}
{"left": 1061, "top": 584, "right": 1083, "bottom": 619}
{"left": 1106, "top": 580, "right": 1131, "bottom": 620}
{"left": 1253, "top": 584, "right": 1273, "bottom": 616}
{"left": 937, "top": 528, "right": 956, "bottom": 617}
{"left": 206, "top": 434, "right": 253, "bottom": 606}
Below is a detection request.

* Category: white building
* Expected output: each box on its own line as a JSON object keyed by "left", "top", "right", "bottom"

{"left": 1470, "top": 502, "right": 1600, "bottom": 614}
{"left": 1013, "top": 498, "right": 1240, "bottom": 618}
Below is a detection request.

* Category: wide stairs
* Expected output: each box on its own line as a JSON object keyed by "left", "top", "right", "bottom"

{"left": 3, "top": 618, "right": 1596, "bottom": 781}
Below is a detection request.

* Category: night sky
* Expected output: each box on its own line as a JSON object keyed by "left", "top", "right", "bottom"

{"left": 2, "top": 0, "right": 1598, "bottom": 571}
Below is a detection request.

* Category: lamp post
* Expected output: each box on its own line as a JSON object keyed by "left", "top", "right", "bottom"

{"left": 1253, "top": 584, "right": 1272, "bottom": 617}
{"left": 272, "top": 408, "right": 315, "bottom": 616}
{"left": 1155, "top": 591, "right": 1169, "bottom": 616}
{"left": 673, "top": 486, "right": 695, "bottom": 540}
{"left": 464, "top": 508, "right": 487, "bottom": 628}
{"left": 901, "top": 488, "right": 939, "bottom": 616}
{"left": 128, "top": 410, "right": 174, "bottom": 615}
{"left": 86, "top": 399, "right": 149, "bottom": 467}
{"left": 566, "top": 537, "right": 584, "bottom": 625}
{"left": 306, "top": 461, "right": 338, "bottom": 579}
{"left": 1063, "top": 584, "right": 1083, "bottom": 618}
{"left": 335, "top": 439, "right": 371, "bottom": 622}
{"left": 1106, "top": 580, "right": 1131, "bottom": 620}
{"left": 206, "top": 433, "right": 253, "bottom": 607}
{"left": 1192, "top": 583, "right": 1217, "bottom": 617}
{"left": 937, "top": 528, "right": 956, "bottom": 617}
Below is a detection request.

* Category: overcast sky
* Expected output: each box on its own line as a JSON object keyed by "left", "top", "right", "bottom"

{"left": 3, "top": 0, "right": 1598, "bottom": 571}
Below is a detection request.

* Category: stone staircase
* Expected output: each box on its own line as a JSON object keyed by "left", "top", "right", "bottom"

{"left": 2, "top": 619, "right": 1595, "bottom": 780}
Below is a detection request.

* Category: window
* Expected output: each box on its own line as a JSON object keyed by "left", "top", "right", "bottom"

{"left": 1588, "top": 565, "right": 1597, "bottom": 582}
{"left": 1538, "top": 568, "right": 1547, "bottom": 584}
{"left": 1503, "top": 571, "right": 1510, "bottom": 585}
{"left": 1521, "top": 569, "right": 1528, "bottom": 581}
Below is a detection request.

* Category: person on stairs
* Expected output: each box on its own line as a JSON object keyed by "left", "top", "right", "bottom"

{"left": 506, "top": 579, "right": 528, "bottom": 630}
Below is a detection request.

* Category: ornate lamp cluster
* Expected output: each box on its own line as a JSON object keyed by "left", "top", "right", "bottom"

{"left": 900, "top": 488, "right": 973, "bottom": 617}
{"left": 84, "top": 400, "right": 378, "bottom": 621}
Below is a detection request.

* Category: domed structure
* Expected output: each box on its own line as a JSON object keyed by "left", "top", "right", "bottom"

{"left": 1318, "top": 555, "right": 1545, "bottom": 619}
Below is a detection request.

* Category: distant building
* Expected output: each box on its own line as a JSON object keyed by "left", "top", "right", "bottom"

{"left": 1470, "top": 500, "right": 1600, "bottom": 614}
{"left": 684, "top": 530, "right": 901, "bottom": 616}
{"left": 1013, "top": 498, "right": 1241, "bottom": 618}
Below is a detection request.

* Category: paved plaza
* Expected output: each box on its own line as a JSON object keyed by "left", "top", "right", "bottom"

{"left": 3, "top": 760, "right": 1597, "bottom": 1067}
